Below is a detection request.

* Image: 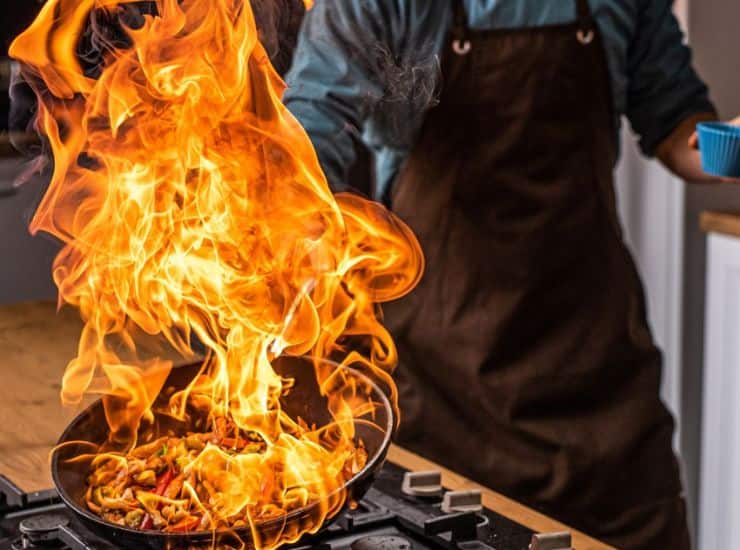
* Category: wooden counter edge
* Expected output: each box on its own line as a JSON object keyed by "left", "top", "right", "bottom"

{"left": 387, "top": 445, "right": 614, "bottom": 550}
{"left": 700, "top": 211, "right": 740, "bottom": 239}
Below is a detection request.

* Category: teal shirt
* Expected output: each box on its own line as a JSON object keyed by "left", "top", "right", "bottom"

{"left": 284, "top": 0, "right": 714, "bottom": 197}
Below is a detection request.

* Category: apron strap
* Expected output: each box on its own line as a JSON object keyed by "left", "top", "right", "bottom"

{"left": 451, "top": 0, "right": 471, "bottom": 55}
{"left": 575, "top": 0, "right": 596, "bottom": 44}
{"left": 576, "top": 0, "right": 595, "bottom": 28}
{"left": 450, "top": 0, "right": 596, "bottom": 53}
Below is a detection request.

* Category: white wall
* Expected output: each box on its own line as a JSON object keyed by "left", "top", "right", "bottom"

{"left": 689, "top": 0, "right": 740, "bottom": 119}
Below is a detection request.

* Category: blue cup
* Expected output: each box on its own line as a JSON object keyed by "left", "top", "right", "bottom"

{"left": 697, "top": 122, "right": 740, "bottom": 178}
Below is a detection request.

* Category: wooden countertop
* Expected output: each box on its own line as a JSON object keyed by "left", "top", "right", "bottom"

{"left": 701, "top": 211, "right": 740, "bottom": 239}
{"left": 0, "top": 302, "right": 611, "bottom": 549}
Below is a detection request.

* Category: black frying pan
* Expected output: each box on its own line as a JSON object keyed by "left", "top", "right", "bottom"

{"left": 51, "top": 355, "right": 394, "bottom": 549}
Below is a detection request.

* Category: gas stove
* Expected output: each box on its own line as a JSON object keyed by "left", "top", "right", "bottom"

{"left": 0, "top": 464, "right": 571, "bottom": 550}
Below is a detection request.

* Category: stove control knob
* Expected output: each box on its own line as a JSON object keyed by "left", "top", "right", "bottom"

{"left": 441, "top": 490, "right": 483, "bottom": 513}
{"left": 401, "top": 470, "right": 442, "bottom": 497}
{"left": 529, "top": 531, "right": 572, "bottom": 550}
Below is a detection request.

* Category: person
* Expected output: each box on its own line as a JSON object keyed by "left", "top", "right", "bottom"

{"left": 283, "top": 1, "right": 740, "bottom": 548}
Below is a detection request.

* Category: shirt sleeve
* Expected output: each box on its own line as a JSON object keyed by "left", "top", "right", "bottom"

{"left": 626, "top": 0, "right": 716, "bottom": 156}
{"left": 284, "top": 1, "right": 391, "bottom": 194}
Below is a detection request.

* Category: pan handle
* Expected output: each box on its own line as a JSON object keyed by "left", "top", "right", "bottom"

{"left": 59, "top": 524, "right": 96, "bottom": 550}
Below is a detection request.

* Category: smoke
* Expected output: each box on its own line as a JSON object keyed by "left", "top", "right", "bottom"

{"left": 370, "top": 41, "right": 442, "bottom": 149}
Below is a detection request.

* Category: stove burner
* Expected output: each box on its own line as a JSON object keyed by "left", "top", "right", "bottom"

{"left": 351, "top": 536, "right": 412, "bottom": 550}
{"left": 20, "top": 513, "right": 70, "bottom": 539}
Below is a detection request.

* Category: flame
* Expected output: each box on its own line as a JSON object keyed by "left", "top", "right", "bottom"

{"left": 10, "top": 0, "right": 422, "bottom": 547}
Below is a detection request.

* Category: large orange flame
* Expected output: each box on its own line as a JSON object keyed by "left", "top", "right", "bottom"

{"left": 10, "top": 0, "right": 422, "bottom": 547}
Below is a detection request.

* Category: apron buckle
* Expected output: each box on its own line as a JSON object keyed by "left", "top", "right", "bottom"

{"left": 452, "top": 38, "right": 472, "bottom": 56}
{"left": 577, "top": 28, "right": 595, "bottom": 45}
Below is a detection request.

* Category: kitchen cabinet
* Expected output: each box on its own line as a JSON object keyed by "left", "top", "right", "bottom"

{"left": 699, "top": 212, "right": 740, "bottom": 549}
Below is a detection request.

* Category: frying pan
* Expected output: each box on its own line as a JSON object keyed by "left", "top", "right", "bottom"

{"left": 51, "top": 355, "right": 394, "bottom": 549}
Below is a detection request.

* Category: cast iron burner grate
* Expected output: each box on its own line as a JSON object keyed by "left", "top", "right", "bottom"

{"left": 0, "top": 463, "right": 570, "bottom": 550}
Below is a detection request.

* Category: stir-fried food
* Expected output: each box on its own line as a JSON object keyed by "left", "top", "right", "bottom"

{"left": 85, "top": 417, "right": 368, "bottom": 532}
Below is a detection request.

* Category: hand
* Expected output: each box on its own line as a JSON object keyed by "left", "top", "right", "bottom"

{"left": 689, "top": 115, "right": 740, "bottom": 148}
{"left": 688, "top": 116, "right": 740, "bottom": 184}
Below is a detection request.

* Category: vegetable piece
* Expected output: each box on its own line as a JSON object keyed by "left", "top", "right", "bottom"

{"left": 132, "top": 437, "right": 168, "bottom": 458}
{"left": 139, "top": 469, "right": 175, "bottom": 530}
{"left": 154, "top": 469, "right": 175, "bottom": 496}
{"left": 185, "top": 435, "right": 205, "bottom": 451}
{"left": 135, "top": 470, "right": 157, "bottom": 486}
{"left": 124, "top": 509, "right": 145, "bottom": 528}
{"left": 165, "top": 516, "right": 200, "bottom": 533}
{"left": 220, "top": 437, "right": 247, "bottom": 449}
{"left": 163, "top": 474, "right": 184, "bottom": 500}
{"left": 140, "top": 514, "right": 153, "bottom": 530}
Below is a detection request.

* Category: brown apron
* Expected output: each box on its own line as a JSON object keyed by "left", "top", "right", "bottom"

{"left": 385, "top": 1, "right": 691, "bottom": 548}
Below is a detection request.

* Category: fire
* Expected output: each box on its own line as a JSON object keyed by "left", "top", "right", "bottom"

{"left": 10, "top": 0, "right": 422, "bottom": 547}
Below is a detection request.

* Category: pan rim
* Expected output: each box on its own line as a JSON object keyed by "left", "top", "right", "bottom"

{"left": 50, "top": 356, "right": 394, "bottom": 542}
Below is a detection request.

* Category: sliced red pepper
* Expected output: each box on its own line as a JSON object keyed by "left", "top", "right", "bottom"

{"left": 165, "top": 516, "right": 200, "bottom": 533}
{"left": 140, "top": 514, "right": 153, "bottom": 530}
{"left": 139, "top": 469, "right": 175, "bottom": 530}
{"left": 154, "top": 469, "right": 175, "bottom": 496}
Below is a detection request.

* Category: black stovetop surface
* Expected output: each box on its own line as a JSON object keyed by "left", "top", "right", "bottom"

{"left": 0, "top": 463, "right": 543, "bottom": 550}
